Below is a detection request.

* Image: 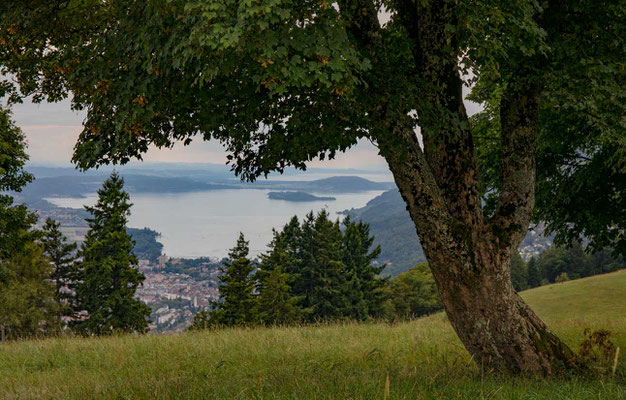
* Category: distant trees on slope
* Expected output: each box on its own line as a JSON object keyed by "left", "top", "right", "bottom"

{"left": 191, "top": 212, "right": 445, "bottom": 329}
{"left": 511, "top": 242, "right": 626, "bottom": 291}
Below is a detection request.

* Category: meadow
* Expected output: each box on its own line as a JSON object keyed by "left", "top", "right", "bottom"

{"left": 1, "top": 270, "right": 625, "bottom": 399}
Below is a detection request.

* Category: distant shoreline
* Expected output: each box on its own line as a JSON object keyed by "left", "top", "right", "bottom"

{"left": 267, "top": 191, "right": 336, "bottom": 202}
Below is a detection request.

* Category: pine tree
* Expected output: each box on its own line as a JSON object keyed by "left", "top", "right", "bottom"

{"left": 41, "top": 218, "right": 78, "bottom": 314}
{"left": 208, "top": 233, "right": 257, "bottom": 327}
{"left": 341, "top": 216, "right": 386, "bottom": 319}
{"left": 527, "top": 257, "right": 541, "bottom": 289}
{"left": 73, "top": 172, "right": 150, "bottom": 335}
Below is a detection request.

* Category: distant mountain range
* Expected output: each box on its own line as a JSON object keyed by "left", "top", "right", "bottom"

{"left": 17, "top": 166, "right": 394, "bottom": 201}
{"left": 345, "top": 189, "right": 554, "bottom": 276}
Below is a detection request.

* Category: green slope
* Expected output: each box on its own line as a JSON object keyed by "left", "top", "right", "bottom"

{"left": 0, "top": 272, "right": 624, "bottom": 399}
{"left": 522, "top": 269, "right": 626, "bottom": 322}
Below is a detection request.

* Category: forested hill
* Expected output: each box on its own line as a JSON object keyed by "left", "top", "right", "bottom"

{"left": 344, "top": 190, "right": 426, "bottom": 276}
{"left": 346, "top": 190, "right": 555, "bottom": 276}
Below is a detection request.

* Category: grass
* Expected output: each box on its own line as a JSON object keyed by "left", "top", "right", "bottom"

{"left": 1, "top": 270, "right": 625, "bottom": 399}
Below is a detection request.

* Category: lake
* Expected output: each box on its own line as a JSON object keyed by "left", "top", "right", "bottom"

{"left": 47, "top": 189, "right": 384, "bottom": 259}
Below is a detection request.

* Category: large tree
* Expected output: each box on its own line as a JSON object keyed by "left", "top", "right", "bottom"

{"left": 1, "top": 0, "right": 624, "bottom": 373}
{"left": 73, "top": 172, "right": 151, "bottom": 335}
{"left": 0, "top": 106, "right": 60, "bottom": 340}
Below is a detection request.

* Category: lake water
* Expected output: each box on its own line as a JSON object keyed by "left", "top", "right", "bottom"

{"left": 47, "top": 189, "right": 384, "bottom": 259}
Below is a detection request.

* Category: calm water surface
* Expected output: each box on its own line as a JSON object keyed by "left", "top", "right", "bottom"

{"left": 47, "top": 189, "right": 384, "bottom": 259}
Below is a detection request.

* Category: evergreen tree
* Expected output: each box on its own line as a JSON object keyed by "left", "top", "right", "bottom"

{"left": 255, "top": 227, "right": 300, "bottom": 324}
{"left": 0, "top": 106, "right": 59, "bottom": 340}
{"left": 257, "top": 267, "right": 299, "bottom": 325}
{"left": 305, "top": 210, "right": 347, "bottom": 321}
{"left": 0, "top": 243, "right": 60, "bottom": 340}
{"left": 208, "top": 233, "right": 257, "bottom": 327}
{"left": 341, "top": 216, "right": 386, "bottom": 319}
{"left": 510, "top": 252, "right": 528, "bottom": 292}
{"left": 41, "top": 218, "right": 78, "bottom": 314}
{"left": 290, "top": 212, "right": 316, "bottom": 312}
{"left": 188, "top": 310, "right": 211, "bottom": 331}
{"left": 73, "top": 172, "right": 150, "bottom": 335}
{"left": 526, "top": 257, "right": 542, "bottom": 289}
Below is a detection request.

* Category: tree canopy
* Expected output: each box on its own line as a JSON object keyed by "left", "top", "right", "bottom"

{"left": 2, "top": 0, "right": 623, "bottom": 374}
{"left": 1, "top": 0, "right": 622, "bottom": 255}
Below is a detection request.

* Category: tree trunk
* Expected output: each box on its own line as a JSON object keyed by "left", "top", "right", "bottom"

{"left": 376, "top": 122, "right": 581, "bottom": 375}
{"left": 425, "top": 239, "right": 580, "bottom": 374}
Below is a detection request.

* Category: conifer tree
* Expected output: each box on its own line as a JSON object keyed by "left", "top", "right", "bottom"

{"left": 341, "top": 216, "right": 386, "bottom": 319}
{"left": 73, "top": 172, "right": 150, "bottom": 335}
{"left": 41, "top": 218, "right": 78, "bottom": 314}
{"left": 257, "top": 267, "right": 299, "bottom": 325}
{"left": 290, "top": 212, "right": 316, "bottom": 312}
{"left": 0, "top": 107, "right": 59, "bottom": 339}
{"left": 306, "top": 210, "right": 347, "bottom": 321}
{"left": 209, "top": 233, "right": 257, "bottom": 326}
{"left": 527, "top": 257, "right": 542, "bottom": 289}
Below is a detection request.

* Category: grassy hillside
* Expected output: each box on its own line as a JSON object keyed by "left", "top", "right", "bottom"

{"left": 1, "top": 271, "right": 625, "bottom": 399}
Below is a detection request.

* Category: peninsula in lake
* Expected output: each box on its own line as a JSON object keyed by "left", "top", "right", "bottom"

{"left": 267, "top": 191, "right": 336, "bottom": 202}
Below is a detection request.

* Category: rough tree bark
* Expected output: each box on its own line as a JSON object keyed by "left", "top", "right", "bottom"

{"left": 354, "top": 0, "right": 583, "bottom": 374}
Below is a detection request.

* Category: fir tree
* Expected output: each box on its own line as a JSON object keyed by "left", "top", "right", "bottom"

{"left": 41, "top": 218, "right": 78, "bottom": 314}
{"left": 341, "top": 216, "right": 386, "bottom": 319}
{"left": 306, "top": 210, "right": 347, "bottom": 321}
{"left": 527, "top": 257, "right": 542, "bottom": 289}
{"left": 208, "top": 233, "right": 257, "bottom": 327}
{"left": 291, "top": 212, "right": 316, "bottom": 312}
{"left": 0, "top": 106, "right": 59, "bottom": 340}
{"left": 257, "top": 267, "right": 299, "bottom": 325}
{"left": 73, "top": 172, "right": 150, "bottom": 335}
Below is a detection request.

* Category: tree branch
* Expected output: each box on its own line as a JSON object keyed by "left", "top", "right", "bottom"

{"left": 489, "top": 80, "right": 540, "bottom": 249}
{"left": 392, "top": 0, "right": 483, "bottom": 227}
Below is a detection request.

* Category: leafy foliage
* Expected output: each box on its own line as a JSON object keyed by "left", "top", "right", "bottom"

{"left": 0, "top": 244, "right": 60, "bottom": 340}
{"left": 381, "top": 263, "right": 442, "bottom": 321}
{"left": 127, "top": 227, "right": 164, "bottom": 263}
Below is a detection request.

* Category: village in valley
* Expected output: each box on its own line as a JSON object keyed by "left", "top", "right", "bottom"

{"left": 136, "top": 256, "right": 222, "bottom": 333}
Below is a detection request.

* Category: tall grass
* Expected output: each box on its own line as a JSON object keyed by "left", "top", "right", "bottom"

{"left": 1, "top": 271, "right": 625, "bottom": 399}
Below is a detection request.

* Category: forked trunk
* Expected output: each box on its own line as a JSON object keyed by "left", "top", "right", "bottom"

{"left": 377, "top": 124, "right": 581, "bottom": 375}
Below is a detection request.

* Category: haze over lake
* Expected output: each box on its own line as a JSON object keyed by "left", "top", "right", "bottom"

{"left": 47, "top": 189, "right": 384, "bottom": 259}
